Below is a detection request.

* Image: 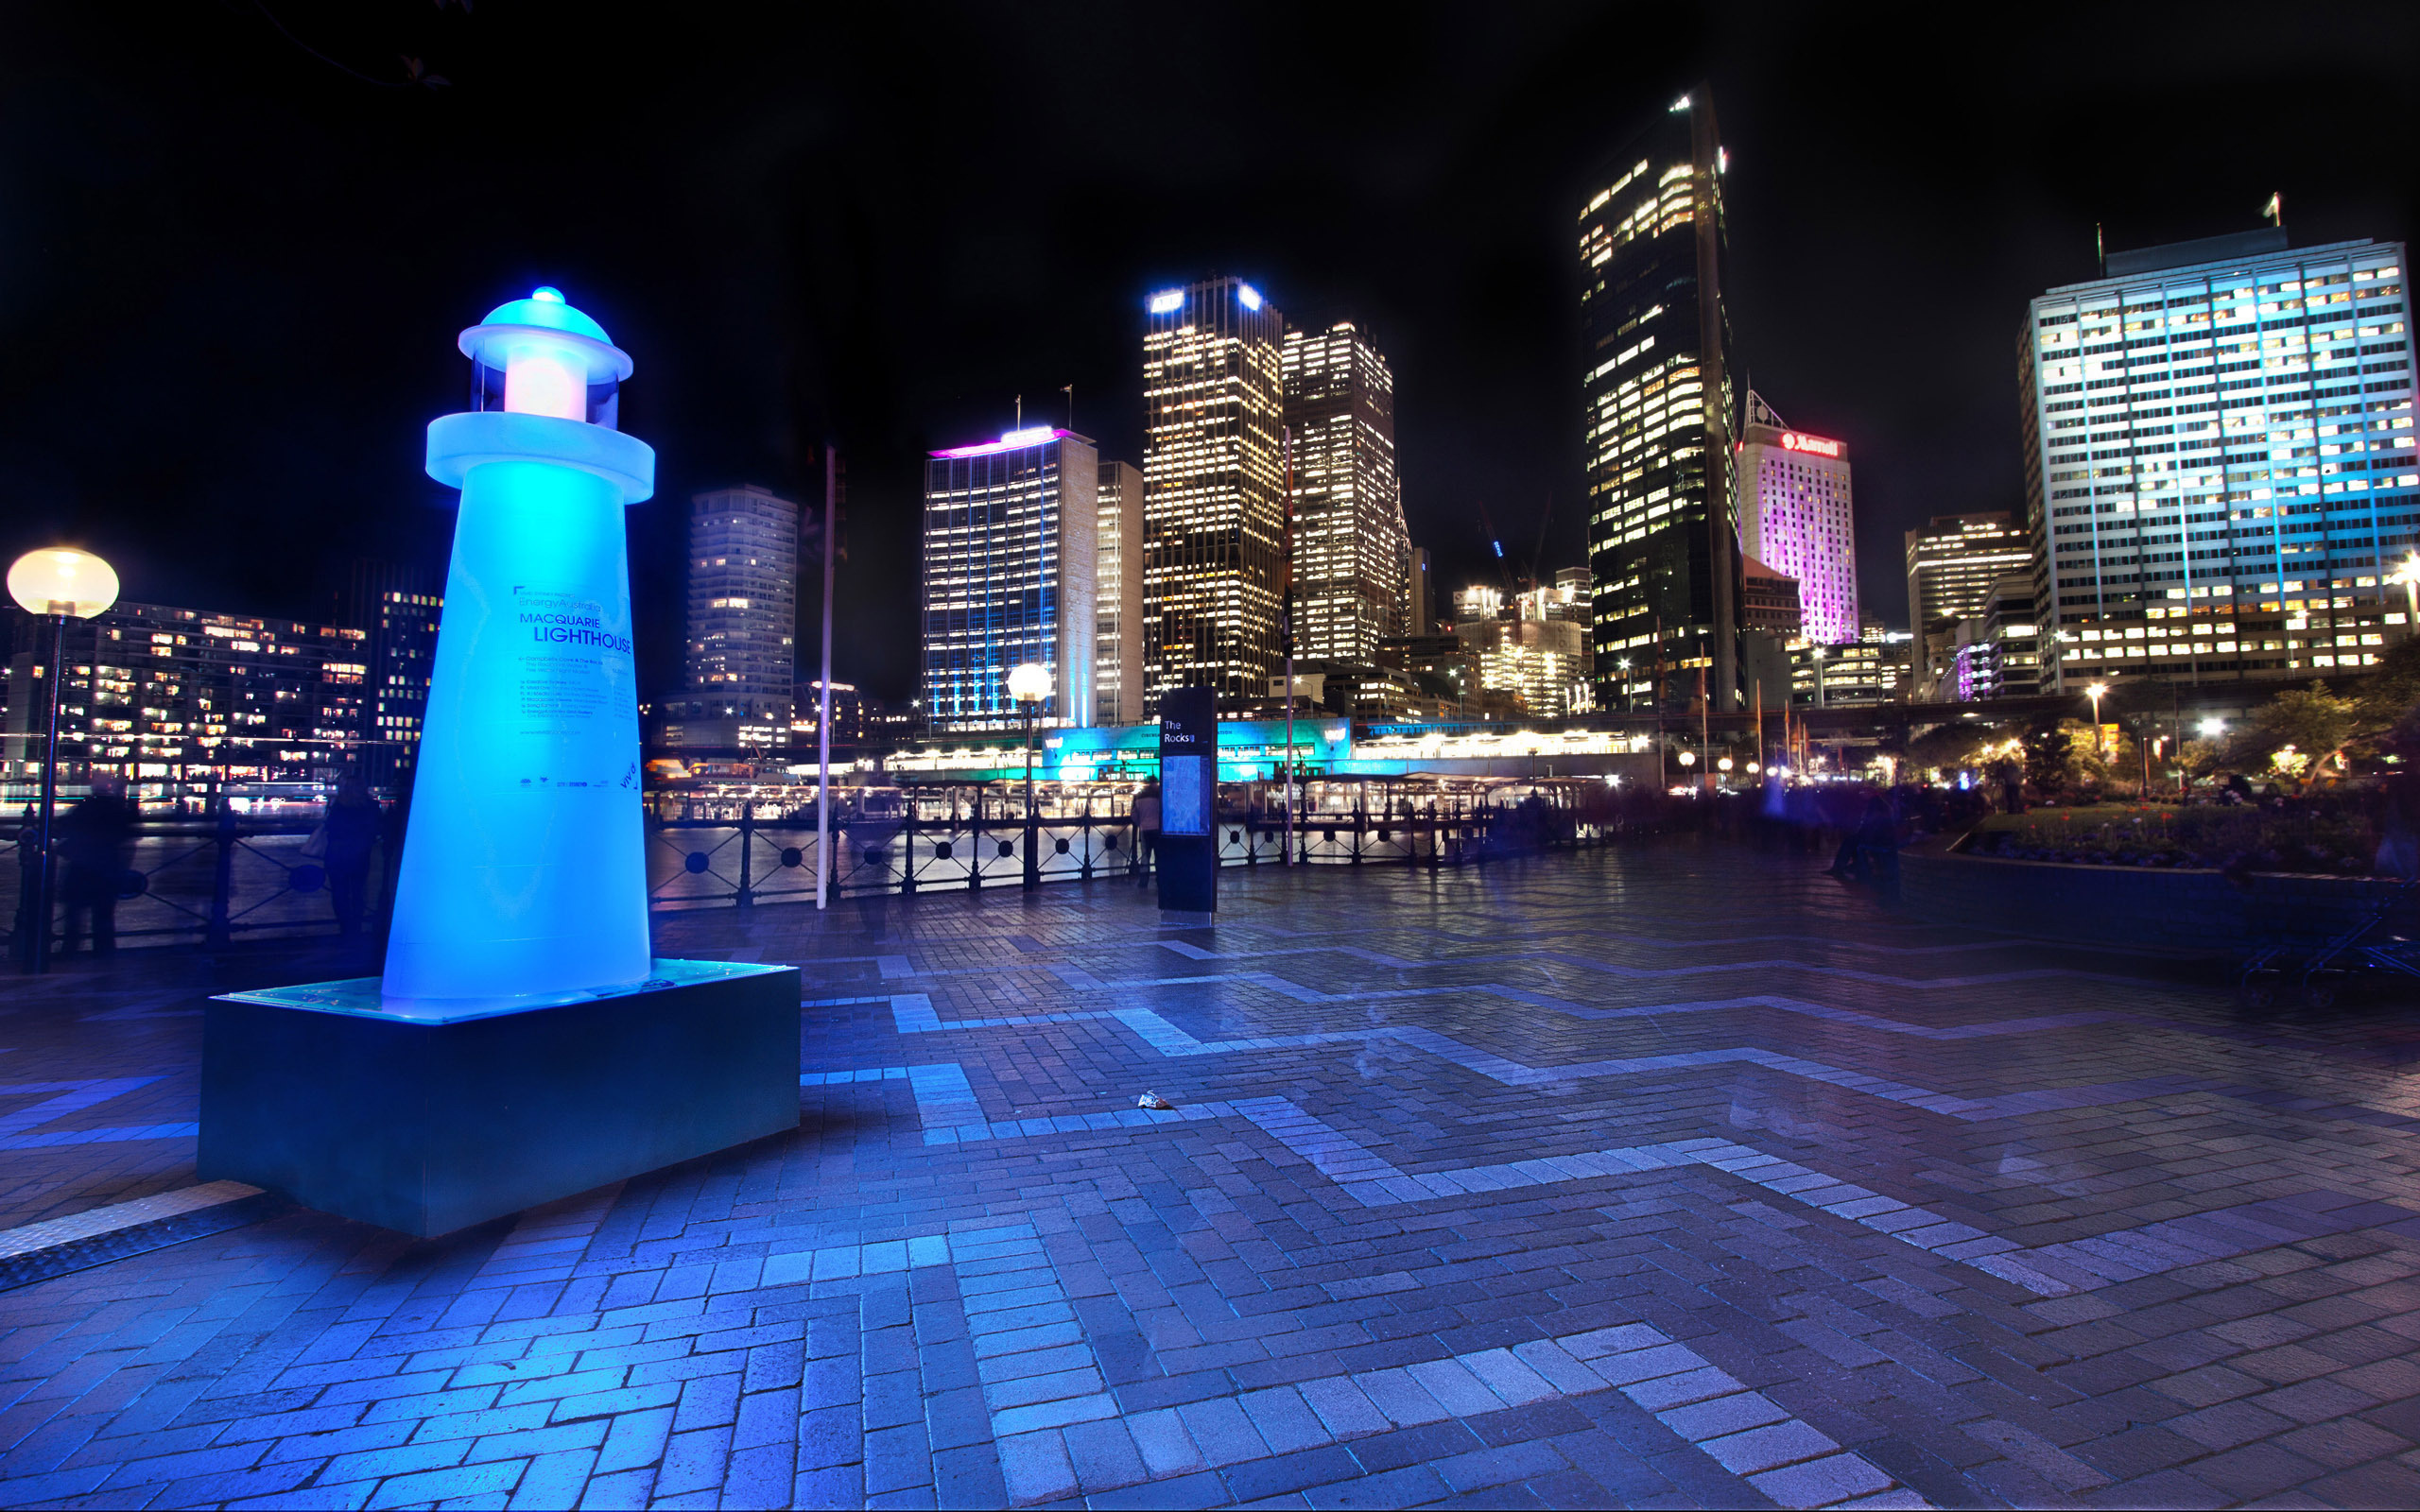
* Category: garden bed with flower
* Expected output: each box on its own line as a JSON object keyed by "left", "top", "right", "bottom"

{"left": 1902, "top": 817, "right": 2411, "bottom": 954}
{"left": 1957, "top": 803, "right": 2381, "bottom": 875}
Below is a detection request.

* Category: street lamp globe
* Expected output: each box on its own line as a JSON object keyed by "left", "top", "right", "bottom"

{"left": 8, "top": 548, "right": 118, "bottom": 619}
{"left": 1008, "top": 662, "right": 1053, "bottom": 707}
{"left": 2200, "top": 716, "right": 2225, "bottom": 739}
{"left": 1677, "top": 749, "right": 1696, "bottom": 766}
{"left": 1717, "top": 756, "right": 1734, "bottom": 772}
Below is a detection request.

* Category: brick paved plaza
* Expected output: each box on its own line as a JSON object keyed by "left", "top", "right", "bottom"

{"left": 5, "top": 837, "right": 2420, "bottom": 1509}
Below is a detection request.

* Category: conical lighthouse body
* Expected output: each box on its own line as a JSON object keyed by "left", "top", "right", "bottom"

{"left": 383, "top": 289, "right": 657, "bottom": 1009}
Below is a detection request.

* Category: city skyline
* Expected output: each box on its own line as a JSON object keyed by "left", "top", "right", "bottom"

{"left": 4, "top": 9, "right": 2416, "bottom": 709}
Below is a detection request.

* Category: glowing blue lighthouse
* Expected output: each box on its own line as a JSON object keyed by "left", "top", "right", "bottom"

{"left": 383, "top": 287, "right": 657, "bottom": 1008}
{"left": 200, "top": 287, "right": 798, "bottom": 1238}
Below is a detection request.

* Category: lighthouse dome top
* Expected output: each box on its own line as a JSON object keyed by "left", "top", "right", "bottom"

{"left": 478, "top": 286, "right": 613, "bottom": 343}
{"left": 458, "top": 285, "right": 634, "bottom": 384}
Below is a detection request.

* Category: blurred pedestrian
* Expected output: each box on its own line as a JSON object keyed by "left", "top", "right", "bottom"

{"left": 11, "top": 801, "right": 43, "bottom": 969}
{"left": 2374, "top": 780, "right": 2419, "bottom": 882}
{"left": 1131, "top": 781, "right": 1161, "bottom": 888}
{"left": 58, "top": 775, "right": 136, "bottom": 957}
{"left": 323, "top": 776, "right": 382, "bottom": 938}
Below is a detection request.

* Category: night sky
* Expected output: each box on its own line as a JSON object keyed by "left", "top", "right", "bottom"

{"left": 5, "top": 3, "right": 2415, "bottom": 702}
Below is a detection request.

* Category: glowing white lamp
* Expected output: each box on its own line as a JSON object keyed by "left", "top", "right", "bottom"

{"left": 8, "top": 548, "right": 118, "bottom": 620}
{"left": 1008, "top": 662, "right": 1054, "bottom": 706}
{"left": 1677, "top": 749, "right": 1697, "bottom": 766}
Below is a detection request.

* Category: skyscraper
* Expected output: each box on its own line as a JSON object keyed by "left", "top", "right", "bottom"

{"left": 674, "top": 486, "right": 800, "bottom": 749}
{"left": 1904, "top": 512, "right": 2035, "bottom": 696}
{"left": 1096, "top": 459, "right": 1145, "bottom": 726}
{"left": 1282, "top": 320, "right": 1407, "bottom": 668}
{"left": 2024, "top": 230, "right": 2416, "bottom": 690}
{"left": 1407, "top": 546, "right": 1435, "bottom": 636}
{"left": 1142, "top": 277, "right": 1287, "bottom": 711}
{"left": 921, "top": 425, "right": 1098, "bottom": 730}
{"left": 1735, "top": 391, "right": 1858, "bottom": 644}
{"left": 1578, "top": 86, "right": 1739, "bottom": 713}
{"left": 324, "top": 558, "right": 441, "bottom": 783}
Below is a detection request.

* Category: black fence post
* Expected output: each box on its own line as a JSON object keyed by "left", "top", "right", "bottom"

{"left": 207, "top": 807, "right": 235, "bottom": 949}
{"left": 901, "top": 794, "right": 918, "bottom": 895}
{"left": 735, "top": 799, "right": 755, "bottom": 907}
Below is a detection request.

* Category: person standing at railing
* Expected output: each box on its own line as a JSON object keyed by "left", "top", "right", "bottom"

{"left": 10, "top": 801, "right": 41, "bottom": 969}
{"left": 323, "top": 776, "right": 383, "bottom": 940}
{"left": 57, "top": 774, "right": 135, "bottom": 958}
{"left": 1132, "top": 780, "right": 1161, "bottom": 889}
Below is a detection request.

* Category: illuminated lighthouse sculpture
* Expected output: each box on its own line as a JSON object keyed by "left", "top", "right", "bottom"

{"left": 200, "top": 287, "right": 796, "bottom": 1238}
{"left": 385, "top": 287, "right": 655, "bottom": 1007}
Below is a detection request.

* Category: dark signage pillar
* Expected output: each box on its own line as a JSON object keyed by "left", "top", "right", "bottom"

{"left": 1157, "top": 686, "right": 1218, "bottom": 921}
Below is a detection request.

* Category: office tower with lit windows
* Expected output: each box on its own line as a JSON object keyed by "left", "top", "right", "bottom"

{"left": 325, "top": 558, "right": 441, "bottom": 783}
{"left": 1904, "top": 512, "right": 2035, "bottom": 695}
{"left": 1096, "top": 459, "right": 1145, "bottom": 725}
{"left": 1282, "top": 320, "right": 1407, "bottom": 668}
{"left": 1578, "top": 86, "right": 1739, "bottom": 713}
{"left": 1741, "top": 556, "right": 1802, "bottom": 636}
{"left": 1736, "top": 391, "right": 1857, "bottom": 644}
{"left": 1906, "top": 513, "right": 2032, "bottom": 634}
{"left": 922, "top": 426, "right": 1098, "bottom": 730}
{"left": 673, "top": 485, "right": 800, "bottom": 749}
{"left": 1142, "top": 276, "right": 1287, "bottom": 711}
{"left": 4, "top": 601, "right": 371, "bottom": 788}
{"left": 1945, "top": 576, "right": 2042, "bottom": 701}
{"left": 2025, "top": 230, "right": 2415, "bottom": 690}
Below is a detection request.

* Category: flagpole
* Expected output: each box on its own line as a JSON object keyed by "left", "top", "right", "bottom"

{"left": 815, "top": 447, "right": 838, "bottom": 910}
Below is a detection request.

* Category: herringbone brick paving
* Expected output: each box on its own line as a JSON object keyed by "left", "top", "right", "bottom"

{"left": 4, "top": 837, "right": 2420, "bottom": 1507}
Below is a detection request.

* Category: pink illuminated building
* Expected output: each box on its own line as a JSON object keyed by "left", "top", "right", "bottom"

{"left": 1735, "top": 391, "right": 1858, "bottom": 645}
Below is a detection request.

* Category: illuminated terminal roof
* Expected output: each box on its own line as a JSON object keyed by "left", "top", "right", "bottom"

{"left": 930, "top": 426, "right": 1084, "bottom": 460}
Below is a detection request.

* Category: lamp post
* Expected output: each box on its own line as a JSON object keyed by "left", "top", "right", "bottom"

{"left": 1810, "top": 644, "right": 1827, "bottom": 709}
{"left": 1009, "top": 662, "right": 1051, "bottom": 888}
{"left": 1617, "top": 657, "right": 1633, "bottom": 714}
{"left": 7, "top": 548, "right": 119, "bottom": 975}
{"left": 2086, "top": 681, "right": 2109, "bottom": 759}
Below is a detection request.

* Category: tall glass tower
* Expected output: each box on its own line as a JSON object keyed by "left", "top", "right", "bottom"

{"left": 1282, "top": 320, "right": 1406, "bottom": 668}
{"left": 1142, "top": 276, "right": 1287, "bottom": 711}
{"left": 1735, "top": 392, "right": 1858, "bottom": 645}
{"left": 679, "top": 485, "right": 799, "bottom": 745}
{"left": 2023, "top": 232, "right": 2415, "bottom": 690}
{"left": 1095, "top": 459, "right": 1146, "bottom": 726}
{"left": 921, "top": 426, "right": 1098, "bottom": 730}
{"left": 1577, "top": 86, "right": 1738, "bottom": 713}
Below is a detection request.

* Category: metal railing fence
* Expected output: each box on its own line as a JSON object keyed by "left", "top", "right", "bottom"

{"left": 4, "top": 780, "right": 1656, "bottom": 954}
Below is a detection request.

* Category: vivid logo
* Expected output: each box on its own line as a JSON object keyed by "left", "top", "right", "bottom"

{"left": 1781, "top": 432, "right": 1843, "bottom": 458}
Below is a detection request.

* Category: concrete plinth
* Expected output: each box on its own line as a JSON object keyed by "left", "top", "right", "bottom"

{"left": 200, "top": 959, "right": 798, "bottom": 1237}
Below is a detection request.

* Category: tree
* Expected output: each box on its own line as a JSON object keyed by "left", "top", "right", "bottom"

{"left": 2252, "top": 683, "right": 2360, "bottom": 786}
{"left": 2174, "top": 737, "right": 2225, "bottom": 797}
{"left": 1906, "top": 722, "right": 1993, "bottom": 779}
{"left": 2023, "top": 721, "right": 2073, "bottom": 802}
